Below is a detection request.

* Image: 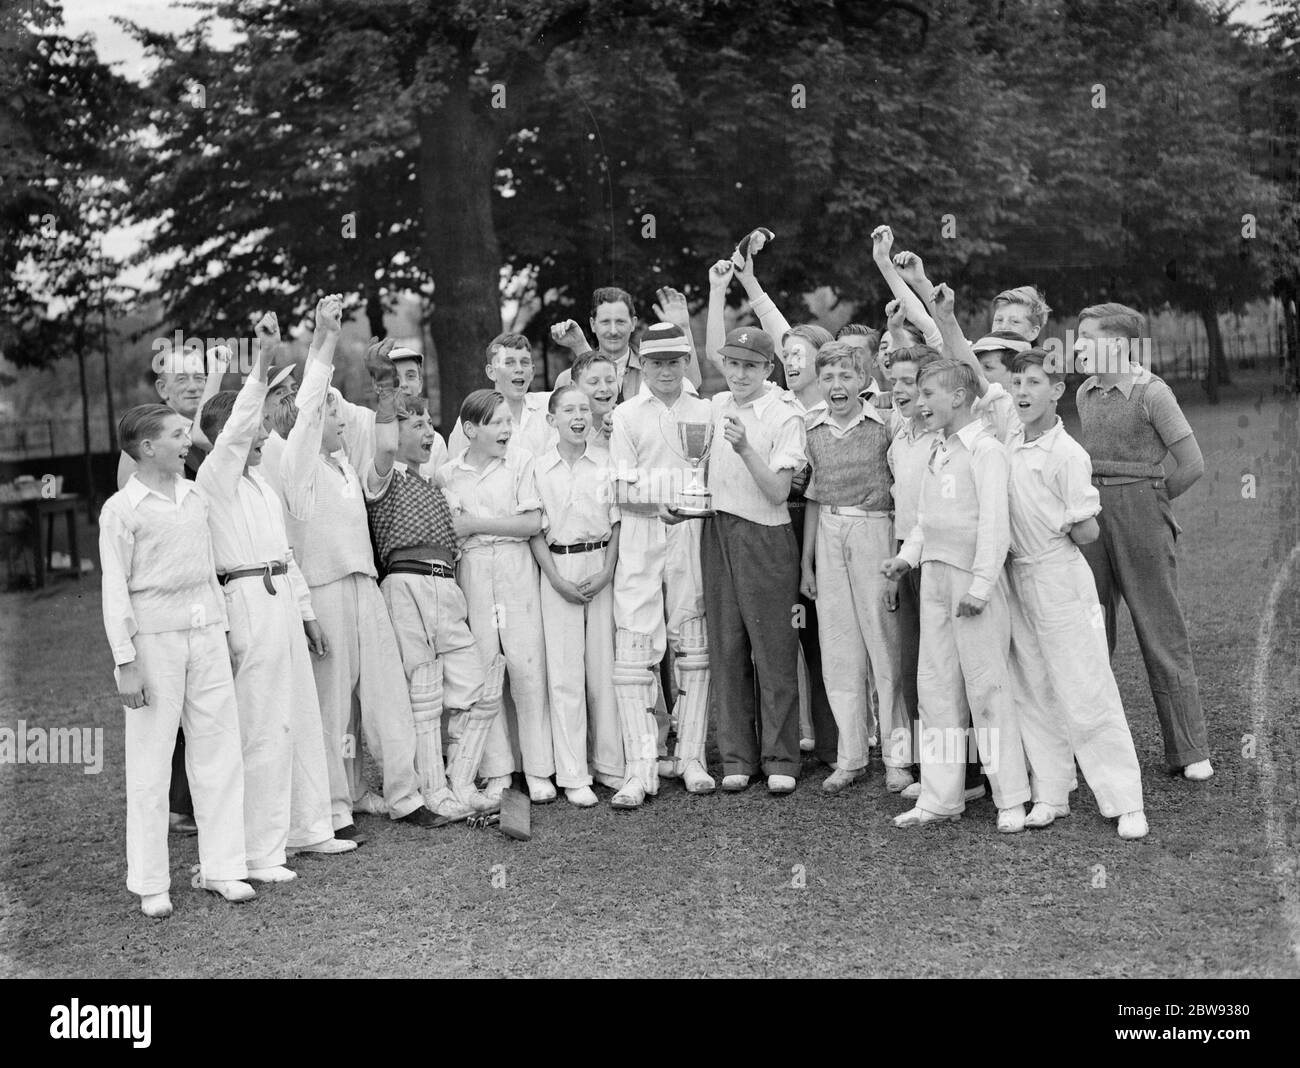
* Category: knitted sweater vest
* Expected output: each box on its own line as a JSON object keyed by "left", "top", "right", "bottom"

{"left": 805, "top": 418, "right": 893, "bottom": 511}
{"left": 1076, "top": 379, "right": 1167, "bottom": 478}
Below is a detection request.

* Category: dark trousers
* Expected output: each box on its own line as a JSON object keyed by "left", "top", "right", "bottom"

{"left": 789, "top": 504, "right": 838, "bottom": 765}
{"left": 702, "top": 512, "right": 801, "bottom": 778}
{"left": 1082, "top": 479, "right": 1209, "bottom": 768}
{"left": 169, "top": 728, "right": 192, "bottom": 816}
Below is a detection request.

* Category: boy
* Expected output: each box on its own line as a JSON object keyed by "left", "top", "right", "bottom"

{"left": 275, "top": 296, "right": 439, "bottom": 831}
{"left": 991, "top": 285, "right": 1051, "bottom": 342}
{"left": 531, "top": 386, "right": 623, "bottom": 805}
{"left": 363, "top": 384, "right": 504, "bottom": 822}
{"left": 882, "top": 360, "right": 1031, "bottom": 831}
{"left": 700, "top": 323, "right": 807, "bottom": 794}
{"left": 971, "top": 332, "right": 1033, "bottom": 392}
{"left": 441, "top": 389, "right": 553, "bottom": 803}
{"left": 799, "top": 341, "right": 908, "bottom": 793}
{"left": 1074, "top": 303, "right": 1211, "bottom": 779}
{"left": 532, "top": 351, "right": 620, "bottom": 455}
{"left": 197, "top": 313, "right": 354, "bottom": 883}
{"left": 608, "top": 322, "right": 715, "bottom": 807}
{"left": 1004, "top": 349, "right": 1148, "bottom": 839}
{"left": 446, "top": 334, "right": 551, "bottom": 459}
{"left": 100, "top": 405, "right": 253, "bottom": 916}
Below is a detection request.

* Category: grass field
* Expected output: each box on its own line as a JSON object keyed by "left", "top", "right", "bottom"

{"left": 1, "top": 369, "right": 1297, "bottom": 979}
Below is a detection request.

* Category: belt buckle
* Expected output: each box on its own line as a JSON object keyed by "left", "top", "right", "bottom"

{"left": 262, "top": 563, "right": 276, "bottom": 596}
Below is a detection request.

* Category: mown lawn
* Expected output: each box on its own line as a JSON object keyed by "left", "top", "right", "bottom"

{"left": 1, "top": 369, "right": 1296, "bottom": 978}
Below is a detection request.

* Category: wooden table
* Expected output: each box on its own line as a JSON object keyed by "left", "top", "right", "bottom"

{"left": 0, "top": 493, "right": 82, "bottom": 588}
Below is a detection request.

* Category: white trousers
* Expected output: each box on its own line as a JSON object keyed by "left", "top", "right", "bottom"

{"left": 612, "top": 512, "right": 704, "bottom": 666}
{"left": 916, "top": 561, "right": 1030, "bottom": 815}
{"left": 815, "top": 512, "right": 909, "bottom": 769}
{"left": 309, "top": 573, "right": 424, "bottom": 824}
{"left": 538, "top": 545, "right": 621, "bottom": 787}
{"left": 1008, "top": 553, "right": 1144, "bottom": 816}
{"left": 122, "top": 626, "right": 246, "bottom": 894}
{"left": 458, "top": 541, "right": 553, "bottom": 779}
{"left": 225, "top": 572, "right": 333, "bottom": 868}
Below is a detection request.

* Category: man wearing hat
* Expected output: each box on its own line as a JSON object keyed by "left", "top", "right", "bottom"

{"left": 702, "top": 325, "right": 807, "bottom": 795}
{"left": 607, "top": 322, "right": 716, "bottom": 808}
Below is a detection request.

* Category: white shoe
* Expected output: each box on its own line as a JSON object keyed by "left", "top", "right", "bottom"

{"left": 140, "top": 892, "right": 172, "bottom": 919}
{"left": 658, "top": 758, "right": 679, "bottom": 779}
{"left": 901, "top": 780, "right": 922, "bottom": 800}
{"left": 682, "top": 760, "right": 716, "bottom": 795}
{"left": 246, "top": 865, "right": 298, "bottom": 883}
{"left": 429, "top": 794, "right": 474, "bottom": 821}
{"left": 594, "top": 771, "right": 624, "bottom": 790}
{"left": 885, "top": 767, "right": 915, "bottom": 793}
{"left": 190, "top": 868, "right": 255, "bottom": 902}
{"left": 997, "top": 804, "right": 1027, "bottom": 834}
{"left": 964, "top": 783, "right": 987, "bottom": 803}
{"left": 768, "top": 774, "right": 797, "bottom": 795}
{"left": 721, "top": 774, "right": 751, "bottom": 792}
{"left": 1183, "top": 760, "right": 1214, "bottom": 781}
{"left": 291, "top": 837, "right": 358, "bottom": 855}
{"left": 1117, "top": 810, "right": 1149, "bottom": 840}
{"left": 893, "top": 806, "right": 959, "bottom": 828}
{"left": 483, "top": 775, "right": 513, "bottom": 803}
{"left": 352, "top": 791, "right": 388, "bottom": 816}
{"left": 611, "top": 779, "right": 646, "bottom": 810}
{"left": 799, "top": 737, "right": 815, "bottom": 752}
{"left": 1024, "top": 802, "right": 1069, "bottom": 829}
{"left": 822, "top": 767, "right": 867, "bottom": 793}
{"left": 565, "top": 786, "right": 598, "bottom": 807}
{"left": 525, "top": 774, "right": 557, "bottom": 804}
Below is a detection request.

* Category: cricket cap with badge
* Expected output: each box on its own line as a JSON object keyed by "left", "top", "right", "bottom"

{"left": 971, "top": 331, "right": 1033, "bottom": 356}
{"left": 719, "top": 326, "right": 775, "bottom": 365}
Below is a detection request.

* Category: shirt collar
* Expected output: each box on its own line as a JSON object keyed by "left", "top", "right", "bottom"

{"left": 1081, "top": 364, "right": 1150, "bottom": 399}
{"left": 124, "top": 473, "right": 195, "bottom": 507}
{"left": 806, "top": 401, "right": 886, "bottom": 432}
{"left": 1011, "top": 417, "right": 1064, "bottom": 450}
{"left": 951, "top": 420, "right": 986, "bottom": 452}
{"left": 449, "top": 449, "right": 504, "bottom": 477}
{"left": 538, "top": 444, "right": 595, "bottom": 472}
{"left": 724, "top": 386, "right": 782, "bottom": 416}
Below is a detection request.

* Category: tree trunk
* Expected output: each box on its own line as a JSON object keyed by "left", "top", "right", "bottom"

{"left": 365, "top": 285, "right": 386, "bottom": 339}
{"left": 417, "top": 89, "right": 507, "bottom": 434}
{"left": 74, "top": 317, "right": 95, "bottom": 506}
{"left": 100, "top": 289, "right": 116, "bottom": 461}
{"left": 1199, "top": 303, "right": 1226, "bottom": 405}
{"left": 1280, "top": 277, "right": 1299, "bottom": 394}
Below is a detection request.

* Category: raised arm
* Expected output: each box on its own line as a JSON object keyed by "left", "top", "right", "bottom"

{"left": 871, "top": 226, "right": 941, "bottom": 348}
{"left": 195, "top": 314, "right": 274, "bottom": 500}
{"left": 733, "top": 254, "right": 792, "bottom": 350}
{"left": 928, "top": 283, "right": 989, "bottom": 399}
{"left": 281, "top": 295, "right": 343, "bottom": 520}
{"left": 188, "top": 346, "right": 234, "bottom": 449}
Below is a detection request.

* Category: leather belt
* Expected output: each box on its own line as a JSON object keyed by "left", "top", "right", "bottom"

{"left": 825, "top": 505, "right": 890, "bottom": 518}
{"left": 548, "top": 538, "right": 610, "bottom": 555}
{"left": 1092, "top": 474, "right": 1160, "bottom": 486}
{"left": 387, "top": 559, "right": 456, "bottom": 579}
{"left": 218, "top": 561, "right": 287, "bottom": 595}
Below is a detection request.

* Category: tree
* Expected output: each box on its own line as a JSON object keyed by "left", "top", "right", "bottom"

{"left": 1, "top": 0, "right": 138, "bottom": 501}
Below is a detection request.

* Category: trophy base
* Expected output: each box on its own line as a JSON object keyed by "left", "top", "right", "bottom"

{"left": 670, "top": 494, "right": 715, "bottom": 519}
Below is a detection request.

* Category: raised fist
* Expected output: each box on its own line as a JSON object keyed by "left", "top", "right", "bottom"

{"left": 871, "top": 225, "right": 894, "bottom": 258}
{"left": 364, "top": 336, "right": 398, "bottom": 391}
{"left": 550, "top": 319, "right": 587, "bottom": 351}
{"left": 255, "top": 311, "right": 281, "bottom": 343}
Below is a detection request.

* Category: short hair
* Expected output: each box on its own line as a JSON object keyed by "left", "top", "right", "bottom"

{"left": 569, "top": 351, "right": 617, "bottom": 383}
{"left": 1076, "top": 301, "right": 1145, "bottom": 339}
{"left": 814, "top": 340, "right": 867, "bottom": 376}
{"left": 978, "top": 348, "right": 1017, "bottom": 373}
{"left": 117, "top": 404, "right": 178, "bottom": 461}
{"left": 993, "top": 285, "right": 1052, "bottom": 331}
{"left": 1012, "top": 347, "right": 1066, "bottom": 385}
{"left": 547, "top": 386, "right": 587, "bottom": 414}
{"left": 591, "top": 286, "right": 636, "bottom": 318}
{"left": 459, "top": 388, "right": 506, "bottom": 427}
{"left": 836, "top": 323, "right": 881, "bottom": 354}
{"left": 199, "top": 391, "right": 240, "bottom": 445}
{"left": 782, "top": 324, "right": 834, "bottom": 351}
{"left": 486, "top": 333, "right": 531, "bottom": 362}
{"left": 397, "top": 396, "right": 430, "bottom": 422}
{"left": 917, "top": 359, "right": 980, "bottom": 404}
{"left": 269, "top": 394, "right": 298, "bottom": 438}
{"left": 883, "top": 344, "right": 941, "bottom": 371}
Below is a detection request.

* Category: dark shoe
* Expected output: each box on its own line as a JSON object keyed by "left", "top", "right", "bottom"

{"left": 334, "top": 822, "right": 367, "bottom": 845}
{"left": 396, "top": 806, "right": 440, "bottom": 829}
{"left": 169, "top": 812, "right": 198, "bottom": 836}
